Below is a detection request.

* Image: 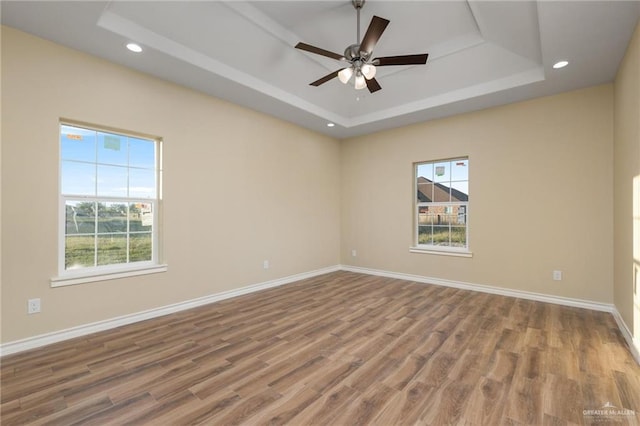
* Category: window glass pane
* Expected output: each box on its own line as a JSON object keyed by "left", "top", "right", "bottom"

{"left": 130, "top": 203, "right": 153, "bottom": 232}
{"left": 451, "top": 181, "right": 469, "bottom": 201}
{"left": 97, "top": 132, "right": 128, "bottom": 166}
{"left": 97, "top": 234, "right": 127, "bottom": 266}
{"left": 417, "top": 207, "right": 433, "bottom": 225}
{"left": 451, "top": 225, "right": 467, "bottom": 247}
{"left": 130, "top": 233, "right": 152, "bottom": 262}
{"left": 418, "top": 225, "right": 433, "bottom": 245}
{"left": 445, "top": 207, "right": 458, "bottom": 225}
{"left": 60, "top": 126, "right": 96, "bottom": 162}
{"left": 97, "top": 165, "right": 128, "bottom": 197}
{"left": 451, "top": 159, "right": 468, "bottom": 181}
{"left": 97, "top": 202, "right": 127, "bottom": 233}
{"left": 432, "top": 225, "right": 450, "bottom": 246}
{"left": 129, "top": 168, "right": 156, "bottom": 199}
{"left": 66, "top": 201, "right": 96, "bottom": 235}
{"left": 430, "top": 208, "right": 449, "bottom": 225}
{"left": 432, "top": 183, "right": 451, "bottom": 202}
{"left": 433, "top": 161, "right": 450, "bottom": 183}
{"left": 416, "top": 163, "right": 433, "bottom": 181}
{"left": 65, "top": 235, "right": 95, "bottom": 269}
{"left": 129, "top": 138, "right": 156, "bottom": 169}
{"left": 61, "top": 161, "right": 96, "bottom": 196}
{"left": 456, "top": 206, "right": 467, "bottom": 225}
{"left": 417, "top": 182, "right": 433, "bottom": 202}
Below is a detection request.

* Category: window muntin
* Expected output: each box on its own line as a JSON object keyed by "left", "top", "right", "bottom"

{"left": 415, "top": 158, "right": 469, "bottom": 250}
{"left": 59, "top": 123, "right": 160, "bottom": 275}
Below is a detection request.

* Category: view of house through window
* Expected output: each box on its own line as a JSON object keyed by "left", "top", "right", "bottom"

{"left": 415, "top": 157, "right": 469, "bottom": 249}
{"left": 60, "top": 123, "right": 160, "bottom": 273}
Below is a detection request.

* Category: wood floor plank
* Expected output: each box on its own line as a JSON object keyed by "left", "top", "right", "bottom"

{"left": 67, "top": 392, "right": 156, "bottom": 426}
{"left": 171, "top": 390, "right": 241, "bottom": 426}
{"left": 2, "top": 271, "right": 639, "bottom": 425}
{"left": 289, "top": 384, "right": 360, "bottom": 426}
{"left": 417, "top": 379, "right": 474, "bottom": 425}
{"left": 29, "top": 394, "right": 113, "bottom": 426}
{"left": 382, "top": 353, "right": 429, "bottom": 391}
{"left": 505, "top": 376, "right": 545, "bottom": 425}
{"left": 238, "top": 384, "right": 320, "bottom": 426}
{"left": 209, "top": 387, "right": 282, "bottom": 426}
{"left": 460, "top": 377, "right": 508, "bottom": 425}
{"left": 331, "top": 382, "right": 396, "bottom": 425}
{"left": 543, "top": 373, "right": 583, "bottom": 424}
{"left": 371, "top": 380, "right": 437, "bottom": 425}
{"left": 0, "top": 396, "right": 67, "bottom": 425}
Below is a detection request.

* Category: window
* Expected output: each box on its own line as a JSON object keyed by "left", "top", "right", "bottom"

{"left": 414, "top": 157, "right": 469, "bottom": 254}
{"left": 55, "top": 122, "right": 163, "bottom": 285}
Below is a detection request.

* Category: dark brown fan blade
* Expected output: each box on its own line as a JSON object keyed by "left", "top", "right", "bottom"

{"left": 310, "top": 70, "right": 340, "bottom": 86}
{"left": 374, "top": 54, "right": 429, "bottom": 66}
{"left": 295, "top": 42, "right": 345, "bottom": 61}
{"left": 360, "top": 16, "right": 390, "bottom": 54}
{"left": 366, "top": 77, "right": 382, "bottom": 93}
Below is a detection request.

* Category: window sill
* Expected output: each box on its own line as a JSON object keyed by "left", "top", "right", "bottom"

{"left": 409, "top": 247, "right": 473, "bottom": 258}
{"left": 51, "top": 264, "right": 168, "bottom": 288}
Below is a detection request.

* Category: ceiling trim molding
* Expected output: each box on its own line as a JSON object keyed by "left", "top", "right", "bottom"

{"left": 349, "top": 66, "right": 545, "bottom": 127}
{"left": 96, "top": 8, "right": 346, "bottom": 126}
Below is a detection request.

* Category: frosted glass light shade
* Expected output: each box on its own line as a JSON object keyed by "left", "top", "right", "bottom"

{"left": 361, "top": 64, "right": 376, "bottom": 80}
{"left": 354, "top": 74, "right": 366, "bottom": 90}
{"left": 338, "top": 67, "right": 353, "bottom": 84}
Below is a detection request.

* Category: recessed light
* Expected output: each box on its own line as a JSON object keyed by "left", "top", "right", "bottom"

{"left": 327, "top": 123, "right": 335, "bottom": 127}
{"left": 553, "top": 60, "right": 569, "bottom": 69}
{"left": 126, "top": 43, "right": 143, "bottom": 53}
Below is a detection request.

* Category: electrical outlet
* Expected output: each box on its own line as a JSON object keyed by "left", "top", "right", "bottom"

{"left": 351, "top": 249, "right": 357, "bottom": 257}
{"left": 263, "top": 260, "right": 270, "bottom": 270}
{"left": 553, "top": 270, "right": 562, "bottom": 281}
{"left": 28, "top": 298, "right": 41, "bottom": 314}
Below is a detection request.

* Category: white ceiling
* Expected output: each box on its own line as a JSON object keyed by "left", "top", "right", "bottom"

{"left": 2, "top": 1, "right": 639, "bottom": 138}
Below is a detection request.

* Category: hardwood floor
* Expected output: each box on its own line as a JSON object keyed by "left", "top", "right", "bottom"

{"left": 2, "top": 271, "right": 639, "bottom": 425}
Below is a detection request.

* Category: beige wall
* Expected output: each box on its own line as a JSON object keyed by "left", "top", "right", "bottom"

{"left": 614, "top": 20, "right": 640, "bottom": 343}
{"left": 1, "top": 27, "right": 341, "bottom": 343}
{"left": 1, "top": 23, "right": 632, "bottom": 346}
{"left": 341, "top": 85, "right": 614, "bottom": 303}
{"left": 0, "top": 26, "right": 3, "bottom": 343}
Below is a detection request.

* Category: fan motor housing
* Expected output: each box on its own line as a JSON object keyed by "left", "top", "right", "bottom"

{"left": 344, "top": 44, "right": 371, "bottom": 62}
{"left": 344, "top": 44, "right": 360, "bottom": 60}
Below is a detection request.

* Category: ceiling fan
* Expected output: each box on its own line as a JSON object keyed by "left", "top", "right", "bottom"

{"left": 295, "top": 0, "right": 429, "bottom": 93}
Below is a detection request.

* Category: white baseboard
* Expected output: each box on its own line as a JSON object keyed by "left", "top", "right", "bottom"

{"left": 0, "top": 265, "right": 341, "bottom": 357}
{"left": 341, "top": 264, "right": 640, "bottom": 365}
{"left": 611, "top": 308, "right": 640, "bottom": 365}
{"left": 3, "top": 263, "right": 638, "bottom": 366}
{"left": 340, "top": 265, "right": 615, "bottom": 312}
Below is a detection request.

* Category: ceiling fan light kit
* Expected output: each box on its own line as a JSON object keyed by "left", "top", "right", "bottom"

{"left": 354, "top": 71, "right": 367, "bottom": 90}
{"left": 295, "top": 0, "right": 429, "bottom": 94}
{"left": 338, "top": 67, "right": 353, "bottom": 84}
{"left": 361, "top": 64, "right": 376, "bottom": 79}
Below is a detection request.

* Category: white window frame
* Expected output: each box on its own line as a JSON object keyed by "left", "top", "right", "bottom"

{"left": 410, "top": 157, "right": 472, "bottom": 257}
{"left": 52, "top": 121, "right": 166, "bottom": 287}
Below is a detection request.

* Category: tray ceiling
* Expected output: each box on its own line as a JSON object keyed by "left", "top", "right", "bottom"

{"left": 2, "top": 1, "right": 639, "bottom": 138}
